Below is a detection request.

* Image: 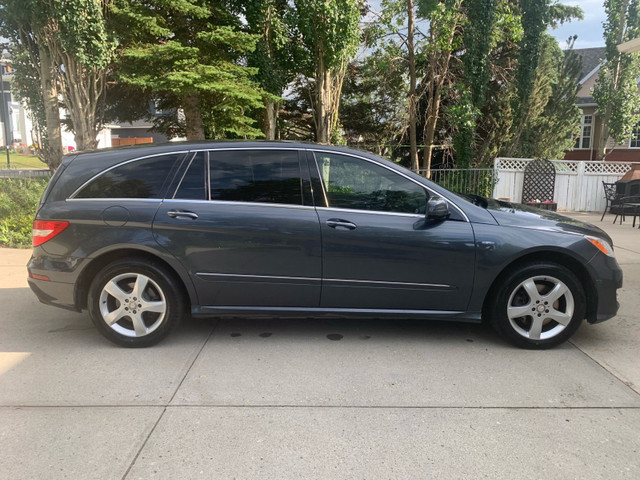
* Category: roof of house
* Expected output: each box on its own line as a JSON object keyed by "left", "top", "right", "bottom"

{"left": 574, "top": 47, "right": 606, "bottom": 82}
{"left": 569, "top": 47, "right": 606, "bottom": 103}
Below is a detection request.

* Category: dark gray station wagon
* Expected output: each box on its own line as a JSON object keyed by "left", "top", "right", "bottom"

{"left": 28, "top": 142, "right": 622, "bottom": 348}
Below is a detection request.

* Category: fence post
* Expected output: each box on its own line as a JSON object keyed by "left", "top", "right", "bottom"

{"left": 575, "top": 162, "right": 585, "bottom": 212}
{"left": 493, "top": 158, "right": 500, "bottom": 198}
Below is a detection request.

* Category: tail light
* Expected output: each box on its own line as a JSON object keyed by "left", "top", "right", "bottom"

{"left": 32, "top": 220, "right": 70, "bottom": 247}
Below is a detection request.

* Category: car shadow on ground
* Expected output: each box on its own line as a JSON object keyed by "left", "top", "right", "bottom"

{"left": 193, "top": 314, "right": 509, "bottom": 350}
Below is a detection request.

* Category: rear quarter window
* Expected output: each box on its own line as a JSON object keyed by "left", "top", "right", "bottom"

{"left": 74, "top": 154, "right": 180, "bottom": 199}
{"left": 39, "top": 161, "right": 70, "bottom": 208}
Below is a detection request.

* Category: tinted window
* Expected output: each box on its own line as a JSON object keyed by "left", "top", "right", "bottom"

{"left": 174, "top": 152, "right": 207, "bottom": 200}
{"left": 76, "top": 154, "right": 179, "bottom": 199}
{"left": 314, "top": 152, "right": 427, "bottom": 214}
{"left": 209, "top": 150, "right": 302, "bottom": 205}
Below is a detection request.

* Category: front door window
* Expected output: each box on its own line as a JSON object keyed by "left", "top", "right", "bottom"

{"left": 315, "top": 152, "right": 427, "bottom": 214}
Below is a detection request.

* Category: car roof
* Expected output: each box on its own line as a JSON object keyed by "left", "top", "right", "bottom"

{"left": 67, "top": 141, "right": 368, "bottom": 162}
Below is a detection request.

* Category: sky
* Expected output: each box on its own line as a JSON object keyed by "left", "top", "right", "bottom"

{"left": 365, "top": 0, "right": 608, "bottom": 51}
{"left": 549, "top": 0, "right": 607, "bottom": 49}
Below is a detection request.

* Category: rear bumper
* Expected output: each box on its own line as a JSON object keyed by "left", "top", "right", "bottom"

{"left": 27, "top": 251, "right": 82, "bottom": 312}
{"left": 27, "top": 278, "right": 80, "bottom": 312}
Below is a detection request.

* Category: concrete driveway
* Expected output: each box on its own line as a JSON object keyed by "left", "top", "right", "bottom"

{"left": 1, "top": 212, "right": 639, "bottom": 479}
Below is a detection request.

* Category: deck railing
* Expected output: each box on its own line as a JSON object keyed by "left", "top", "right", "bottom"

{"left": 418, "top": 168, "right": 498, "bottom": 197}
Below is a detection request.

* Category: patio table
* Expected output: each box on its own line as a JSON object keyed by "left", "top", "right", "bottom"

{"left": 624, "top": 202, "right": 640, "bottom": 227}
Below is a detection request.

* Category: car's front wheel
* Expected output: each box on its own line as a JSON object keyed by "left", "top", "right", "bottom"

{"left": 88, "top": 258, "right": 184, "bottom": 347}
{"left": 489, "top": 262, "right": 585, "bottom": 349}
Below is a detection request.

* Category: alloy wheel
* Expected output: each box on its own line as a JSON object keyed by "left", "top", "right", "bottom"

{"left": 98, "top": 273, "right": 167, "bottom": 338}
{"left": 506, "top": 275, "right": 575, "bottom": 341}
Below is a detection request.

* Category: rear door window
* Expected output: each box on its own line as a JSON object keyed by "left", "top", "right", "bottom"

{"left": 209, "top": 150, "right": 302, "bottom": 205}
{"left": 75, "top": 154, "right": 180, "bottom": 199}
{"left": 173, "top": 152, "right": 207, "bottom": 200}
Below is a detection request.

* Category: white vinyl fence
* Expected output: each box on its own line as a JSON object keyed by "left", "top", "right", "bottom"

{"left": 493, "top": 158, "right": 639, "bottom": 212}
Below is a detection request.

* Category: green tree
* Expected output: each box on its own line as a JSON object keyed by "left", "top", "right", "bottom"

{"left": 292, "top": 0, "right": 361, "bottom": 143}
{"left": 447, "top": 0, "right": 582, "bottom": 166}
{"left": 278, "top": 76, "right": 315, "bottom": 141}
{"left": 55, "top": 0, "right": 116, "bottom": 151}
{"left": 506, "top": 0, "right": 582, "bottom": 156}
{"left": 454, "top": 0, "right": 499, "bottom": 168}
{"left": 114, "top": 0, "right": 266, "bottom": 140}
{"left": 2, "top": 0, "right": 116, "bottom": 154}
{"left": 372, "top": 0, "right": 421, "bottom": 167}
{"left": 340, "top": 46, "right": 408, "bottom": 156}
{"left": 407, "top": 0, "right": 419, "bottom": 170}
{"left": 2, "top": 30, "right": 52, "bottom": 165}
{"left": 593, "top": 0, "right": 640, "bottom": 159}
{"left": 245, "top": 0, "right": 292, "bottom": 140}
{"left": 419, "top": 0, "right": 465, "bottom": 172}
{"left": 516, "top": 35, "right": 582, "bottom": 158}
{"left": 0, "top": 0, "right": 64, "bottom": 168}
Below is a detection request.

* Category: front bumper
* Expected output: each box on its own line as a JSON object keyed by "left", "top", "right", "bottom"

{"left": 587, "top": 254, "right": 623, "bottom": 324}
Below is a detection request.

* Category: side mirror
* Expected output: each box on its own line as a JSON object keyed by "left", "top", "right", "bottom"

{"left": 426, "top": 197, "right": 450, "bottom": 221}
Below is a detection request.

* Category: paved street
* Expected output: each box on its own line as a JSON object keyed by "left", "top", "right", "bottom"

{"left": 1, "top": 212, "right": 639, "bottom": 479}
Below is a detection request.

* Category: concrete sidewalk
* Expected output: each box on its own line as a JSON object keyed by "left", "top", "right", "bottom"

{"left": 1, "top": 211, "right": 639, "bottom": 479}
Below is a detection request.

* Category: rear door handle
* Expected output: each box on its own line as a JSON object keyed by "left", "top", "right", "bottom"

{"left": 167, "top": 210, "right": 199, "bottom": 220}
{"left": 326, "top": 218, "right": 357, "bottom": 230}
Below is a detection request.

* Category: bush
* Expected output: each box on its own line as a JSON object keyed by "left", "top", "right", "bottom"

{"left": 0, "top": 178, "right": 49, "bottom": 248}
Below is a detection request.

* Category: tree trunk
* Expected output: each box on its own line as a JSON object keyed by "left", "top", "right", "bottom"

{"left": 421, "top": 20, "right": 457, "bottom": 173}
{"left": 55, "top": 51, "right": 104, "bottom": 152}
{"left": 37, "top": 42, "right": 64, "bottom": 169}
{"left": 182, "top": 94, "right": 205, "bottom": 141}
{"left": 313, "top": 53, "right": 348, "bottom": 144}
{"left": 315, "top": 60, "right": 330, "bottom": 143}
{"left": 422, "top": 84, "right": 442, "bottom": 173}
{"left": 407, "top": 0, "right": 419, "bottom": 172}
{"left": 263, "top": 99, "right": 277, "bottom": 140}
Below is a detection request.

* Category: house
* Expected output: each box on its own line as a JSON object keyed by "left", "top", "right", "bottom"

{"left": 0, "top": 59, "right": 35, "bottom": 152}
{"left": 565, "top": 47, "right": 640, "bottom": 162}
{"left": 105, "top": 101, "right": 174, "bottom": 147}
{"left": 106, "top": 120, "right": 169, "bottom": 147}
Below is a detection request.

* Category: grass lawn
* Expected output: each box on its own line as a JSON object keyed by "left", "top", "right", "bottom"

{"left": 2, "top": 153, "right": 48, "bottom": 169}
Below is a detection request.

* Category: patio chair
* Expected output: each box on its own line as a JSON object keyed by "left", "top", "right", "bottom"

{"left": 612, "top": 195, "right": 640, "bottom": 227}
{"left": 601, "top": 181, "right": 621, "bottom": 221}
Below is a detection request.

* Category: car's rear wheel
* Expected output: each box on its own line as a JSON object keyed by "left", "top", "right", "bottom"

{"left": 489, "top": 262, "right": 585, "bottom": 349}
{"left": 88, "top": 258, "right": 184, "bottom": 347}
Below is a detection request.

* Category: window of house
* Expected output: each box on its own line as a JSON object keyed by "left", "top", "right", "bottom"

{"left": 630, "top": 123, "right": 640, "bottom": 148}
{"left": 75, "top": 154, "right": 180, "bottom": 199}
{"left": 209, "top": 150, "right": 302, "bottom": 205}
{"left": 313, "top": 152, "right": 427, "bottom": 214}
{"left": 152, "top": 99, "right": 167, "bottom": 116}
{"left": 575, "top": 115, "right": 593, "bottom": 149}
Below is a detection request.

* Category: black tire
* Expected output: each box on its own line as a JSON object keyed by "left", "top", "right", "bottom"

{"left": 88, "top": 258, "right": 184, "bottom": 347}
{"left": 488, "top": 262, "right": 585, "bottom": 349}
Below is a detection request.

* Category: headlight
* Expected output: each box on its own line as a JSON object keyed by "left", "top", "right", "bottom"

{"left": 585, "top": 235, "right": 615, "bottom": 257}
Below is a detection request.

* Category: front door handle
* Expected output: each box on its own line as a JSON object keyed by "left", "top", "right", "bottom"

{"left": 326, "top": 218, "right": 357, "bottom": 230}
{"left": 167, "top": 210, "right": 199, "bottom": 220}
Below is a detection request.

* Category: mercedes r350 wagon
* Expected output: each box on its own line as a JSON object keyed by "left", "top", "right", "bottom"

{"left": 27, "top": 142, "right": 622, "bottom": 348}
